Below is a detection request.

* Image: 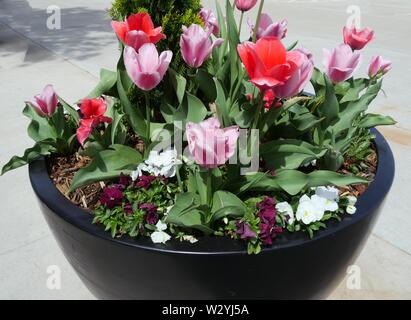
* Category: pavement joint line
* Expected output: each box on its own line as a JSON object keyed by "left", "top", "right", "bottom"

{"left": 371, "top": 231, "right": 411, "bottom": 258}
{"left": 0, "top": 234, "right": 51, "bottom": 257}
{"left": 0, "top": 20, "right": 98, "bottom": 80}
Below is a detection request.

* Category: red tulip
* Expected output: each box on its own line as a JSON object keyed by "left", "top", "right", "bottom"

{"left": 76, "top": 98, "right": 112, "bottom": 146}
{"left": 237, "top": 37, "right": 304, "bottom": 91}
{"left": 343, "top": 24, "right": 374, "bottom": 51}
{"left": 111, "top": 13, "right": 166, "bottom": 51}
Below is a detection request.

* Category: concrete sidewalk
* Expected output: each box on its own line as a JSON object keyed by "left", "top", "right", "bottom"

{"left": 0, "top": 0, "right": 410, "bottom": 299}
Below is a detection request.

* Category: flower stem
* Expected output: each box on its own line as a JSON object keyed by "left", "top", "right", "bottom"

{"left": 176, "top": 164, "right": 184, "bottom": 192}
{"left": 144, "top": 92, "right": 151, "bottom": 145}
{"left": 207, "top": 168, "right": 212, "bottom": 206}
{"left": 253, "top": 0, "right": 265, "bottom": 42}
{"left": 238, "top": 11, "right": 244, "bottom": 38}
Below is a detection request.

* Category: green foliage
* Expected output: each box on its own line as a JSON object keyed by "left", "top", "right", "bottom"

{"left": 346, "top": 129, "right": 376, "bottom": 164}
{"left": 94, "top": 178, "right": 179, "bottom": 238}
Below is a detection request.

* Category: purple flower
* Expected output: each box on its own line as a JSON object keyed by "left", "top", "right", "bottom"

{"left": 100, "top": 186, "right": 123, "bottom": 209}
{"left": 136, "top": 175, "right": 156, "bottom": 189}
{"left": 236, "top": 222, "right": 257, "bottom": 240}
{"left": 256, "top": 197, "right": 283, "bottom": 245}
{"left": 139, "top": 203, "right": 159, "bottom": 225}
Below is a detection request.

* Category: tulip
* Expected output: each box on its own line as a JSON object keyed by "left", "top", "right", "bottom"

{"left": 111, "top": 13, "right": 166, "bottom": 51}
{"left": 323, "top": 44, "right": 361, "bottom": 83}
{"left": 343, "top": 24, "right": 375, "bottom": 51}
{"left": 123, "top": 43, "right": 173, "bottom": 91}
{"left": 273, "top": 49, "right": 314, "bottom": 98}
{"left": 186, "top": 117, "right": 240, "bottom": 169}
{"left": 199, "top": 8, "right": 219, "bottom": 36}
{"left": 238, "top": 37, "right": 305, "bottom": 91}
{"left": 76, "top": 98, "right": 112, "bottom": 146}
{"left": 249, "top": 14, "right": 287, "bottom": 40}
{"left": 236, "top": 0, "right": 258, "bottom": 12}
{"left": 26, "top": 85, "right": 58, "bottom": 117}
{"left": 180, "top": 24, "right": 224, "bottom": 68}
{"left": 368, "top": 55, "right": 392, "bottom": 78}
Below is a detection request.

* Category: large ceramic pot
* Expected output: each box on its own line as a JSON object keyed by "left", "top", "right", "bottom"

{"left": 28, "top": 129, "right": 395, "bottom": 300}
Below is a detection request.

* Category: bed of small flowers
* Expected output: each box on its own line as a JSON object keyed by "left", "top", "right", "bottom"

{"left": 1, "top": 0, "right": 395, "bottom": 254}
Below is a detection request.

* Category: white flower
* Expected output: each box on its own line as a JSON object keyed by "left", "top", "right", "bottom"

{"left": 296, "top": 198, "right": 324, "bottom": 225}
{"left": 151, "top": 220, "right": 171, "bottom": 244}
{"left": 346, "top": 205, "right": 357, "bottom": 215}
{"left": 131, "top": 149, "right": 177, "bottom": 179}
{"left": 163, "top": 205, "right": 173, "bottom": 216}
{"left": 151, "top": 231, "right": 171, "bottom": 244}
{"left": 276, "top": 201, "right": 295, "bottom": 225}
{"left": 311, "top": 194, "right": 339, "bottom": 213}
{"left": 315, "top": 186, "right": 340, "bottom": 202}
{"left": 346, "top": 196, "right": 358, "bottom": 206}
{"left": 183, "top": 235, "right": 198, "bottom": 244}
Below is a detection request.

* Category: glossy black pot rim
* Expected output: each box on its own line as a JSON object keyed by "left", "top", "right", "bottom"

{"left": 29, "top": 128, "right": 395, "bottom": 256}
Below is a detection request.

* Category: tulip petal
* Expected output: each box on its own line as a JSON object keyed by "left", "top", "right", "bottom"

{"left": 111, "top": 21, "right": 128, "bottom": 42}
{"left": 125, "top": 30, "right": 150, "bottom": 51}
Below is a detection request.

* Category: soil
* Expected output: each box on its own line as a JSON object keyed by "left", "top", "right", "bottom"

{"left": 48, "top": 153, "right": 103, "bottom": 211}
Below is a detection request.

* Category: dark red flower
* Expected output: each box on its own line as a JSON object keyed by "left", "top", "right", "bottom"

{"left": 100, "top": 186, "right": 123, "bottom": 209}
{"left": 136, "top": 175, "right": 156, "bottom": 190}
{"left": 236, "top": 222, "right": 257, "bottom": 240}
{"left": 119, "top": 173, "right": 132, "bottom": 189}
{"left": 256, "top": 197, "right": 283, "bottom": 245}
{"left": 139, "top": 203, "right": 159, "bottom": 225}
{"left": 124, "top": 203, "right": 133, "bottom": 215}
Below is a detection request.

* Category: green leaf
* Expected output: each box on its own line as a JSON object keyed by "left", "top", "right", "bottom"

{"left": 87, "top": 68, "right": 117, "bottom": 98}
{"left": 214, "top": 78, "right": 230, "bottom": 126}
{"left": 261, "top": 140, "right": 326, "bottom": 170}
{"left": 286, "top": 40, "right": 299, "bottom": 51}
{"left": 359, "top": 113, "right": 396, "bottom": 129}
{"left": 23, "top": 105, "right": 56, "bottom": 142}
{"left": 116, "top": 67, "right": 147, "bottom": 138}
{"left": 196, "top": 69, "right": 217, "bottom": 101}
{"left": 211, "top": 191, "right": 247, "bottom": 221}
{"left": 186, "top": 93, "right": 208, "bottom": 123}
{"left": 319, "top": 75, "right": 339, "bottom": 127}
{"left": 58, "top": 96, "right": 79, "bottom": 125}
{"left": 70, "top": 144, "right": 142, "bottom": 191}
{"left": 166, "top": 193, "right": 213, "bottom": 234}
{"left": 1, "top": 140, "right": 54, "bottom": 175}
{"left": 168, "top": 68, "right": 187, "bottom": 105}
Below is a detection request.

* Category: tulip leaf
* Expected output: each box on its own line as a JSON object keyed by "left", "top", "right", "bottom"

{"left": 211, "top": 191, "right": 247, "bottom": 221}
{"left": 168, "top": 68, "right": 187, "bottom": 105}
{"left": 166, "top": 193, "right": 213, "bottom": 234}
{"left": 319, "top": 74, "right": 339, "bottom": 127}
{"left": 214, "top": 78, "right": 230, "bottom": 126}
{"left": 23, "top": 105, "right": 57, "bottom": 142}
{"left": 359, "top": 113, "right": 397, "bottom": 129}
{"left": 1, "top": 140, "right": 55, "bottom": 175}
{"left": 228, "top": 170, "right": 367, "bottom": 196}
{"left": 185, "top": 93, "right": 208, "bottom": 123}
{"left": 196, "top": 69, "right": 217, "bottom": 101}
{"left": 58, "top": 96, "right": 80, "bottom": 125}
{"left": 261, "top": 140, "right": 327, "bottom": 170}
{"left": 70, "top": 144, "right": 142, "bottom": 191}
{"left": 87, "top": 68, "right": 118, "bottom": 99}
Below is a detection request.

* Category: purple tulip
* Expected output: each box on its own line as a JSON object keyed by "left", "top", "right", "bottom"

{"left": 199, "top": 8, "right": 219, "bottom": 36}
{"left": 26, "top": 85, "right": 58, "bottom": 117}
{"left": 249, "top": 13, "right": 287, "bottom": 40}
{"left": 123, "top": 43, "right": 172, "bottom": 91}
{"left": 273, "top": 49, "right": 314, "bottom": 98}
{"left": 368, "top": 55, "right": 392, "bottom": 78}
{"left": 323, "top": 44, "right": 361, "bottom": 83}
{"left": 180, "top": 24, "right": 223, "bottom": 68}
{"left": 186, "top": 117, "right": 239, "bottom": 169}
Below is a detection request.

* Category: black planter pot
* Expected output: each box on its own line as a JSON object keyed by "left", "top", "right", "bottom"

{"left": 29, "top": 129, "right": 394, "bottom": 300}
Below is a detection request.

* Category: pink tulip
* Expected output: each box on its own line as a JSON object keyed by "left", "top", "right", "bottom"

{"left": 249, "top": 14, "right": 287, "bottom": 40}
{"left": 236, "top": 0, "right": 258, "bottom": 12}
{"left": 180, "top": 24, "right": 224, "bottom": 68}
{"left": 323, "top": 44, "right": 361, "bottom": 83}
{"left": 186, "top": 117, "right": 240, "bottom": 169}
{"left": 26, "top": 85, "right": 58, "bottom": 117}
{"left": 273, "top": 49, "right": 314, "bottom": 98}
{"left": 343, "top": 24, "right": 375, "bottom": 51}
{"left": 123, "top": 43, "right": 172, "bottom": 91}
{"left": 368, "top": 55, "right": 392, "bottom": 78}
{"left": 199, "top": 8, "right": 219, "bottom": 36}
